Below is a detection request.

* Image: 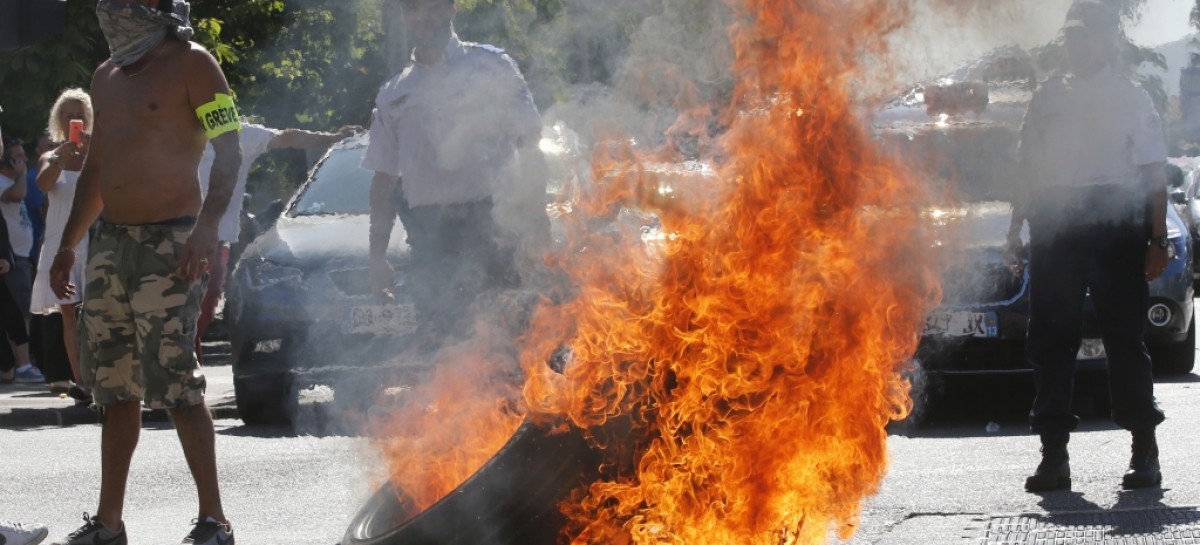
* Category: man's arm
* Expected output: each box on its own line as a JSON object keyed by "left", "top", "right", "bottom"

{"left": 1143, "top": 162, "right": 1169, "bottom": 282}
{"left": 1144, "top": 163, "right": 1169, "bottom": 239}
{"left": 50, "top": 72, "right": 106, "bottom": 299}
{"left": 58, "top": 73, "right": 105, "bottom": 253}
{"left": 268, "top": 125, "right": 361, "bottom": 150}
{"left": 1006, "top": 161, "right": 1031, "bottom": 246}
{"left": 369, "top": 171, "right": 399, "bottom": 296}
{"left": 183, "top": 45, "right": 242, "bottom": 281}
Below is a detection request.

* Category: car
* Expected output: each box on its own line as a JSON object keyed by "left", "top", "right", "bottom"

{"left": 879, "top": 53, "right": 1195, "bottom": 397}
{"left": 1172, "top": 159, "right": 1200, "bottom": 288}
{"left": 224, "top": 132, "right": 422, "bottom": 425}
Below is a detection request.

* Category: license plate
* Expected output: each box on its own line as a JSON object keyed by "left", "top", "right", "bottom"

{"left": 924, "top": 310, "right": 999, "bottom": 338}
{"left": 343, "top": 303, "right": 419, "bottom": 336}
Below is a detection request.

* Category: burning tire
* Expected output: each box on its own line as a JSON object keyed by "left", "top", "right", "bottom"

{"left": 342, "top": 420, "right": 600, "bottom": 545}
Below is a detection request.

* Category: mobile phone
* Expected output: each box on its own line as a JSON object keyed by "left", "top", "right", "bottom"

{"left": 69, "top": 119, "right": 84, "bottom": 146}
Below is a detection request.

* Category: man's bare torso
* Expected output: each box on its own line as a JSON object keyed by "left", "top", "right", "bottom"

{"left": 90, "top": 39, "right": 208, "bottom": 224}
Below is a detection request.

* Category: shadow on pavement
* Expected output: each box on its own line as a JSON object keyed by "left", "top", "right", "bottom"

{"left": 891, "top": 372, "right": 1121, "bottom": 438}
{"left": 217, "top": 425, "right": 299, "bottom": 439}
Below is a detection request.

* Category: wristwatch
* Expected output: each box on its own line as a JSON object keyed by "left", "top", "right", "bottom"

{"left": 1149, "top": 235, "right": 1170, "bottom": 249}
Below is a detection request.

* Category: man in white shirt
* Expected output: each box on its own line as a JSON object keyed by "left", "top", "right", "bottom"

{"left": 363, "top": 0, "right": 546, "bottom": 342}
{"left": 194, "top": 121, "right": 358, "bottom": 360}
{"left": 1008, "top": 0, "right": 1169, "bottom": 492}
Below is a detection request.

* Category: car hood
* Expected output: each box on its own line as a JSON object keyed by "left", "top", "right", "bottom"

{"left": 244, "top": 214, "right": 409, "bottom": 269}
{"left": 931, "top": 201, "right": 1191, "bottom": 308}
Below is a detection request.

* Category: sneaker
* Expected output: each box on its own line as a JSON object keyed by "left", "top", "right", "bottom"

{"left": 181, "top": 517, "right": 233, "bottom": 545}
{"left": 48, "top": 380, "right": 73, "bottom": 394}
{"left": 13, "top": 364, "right": 46, "bottom": 384}
{"left": 0, "top": 519, "right": 49, "bottom": 545}
{"left": 50, "top": 514, "right": 126, "bottom": 545}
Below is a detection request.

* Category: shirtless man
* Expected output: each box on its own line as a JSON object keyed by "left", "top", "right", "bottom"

{"left": 47, "top": 1, "right": 241, "bottom": 544}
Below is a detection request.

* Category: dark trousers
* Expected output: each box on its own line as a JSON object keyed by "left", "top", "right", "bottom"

{"left": 1026, "top": 221, "right": 1165, "bottom": 434}
{"left": 399, "top": 198, "right": 519, "bottom": 339}
{"left": 0, "top": 271, "right": 30, "bottom": 373}
{"left": 32, "top": 313, "right": 72, "bottom": 383}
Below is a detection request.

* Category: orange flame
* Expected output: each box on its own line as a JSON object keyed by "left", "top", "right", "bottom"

{"left": 519, "top": 0, "right": 941, "bottom": 543}
{"left": 371, "top": 0, "right": 951, "bottom": 541}
{"left": 371, "top": 324, "right": 526, "bottom": 511}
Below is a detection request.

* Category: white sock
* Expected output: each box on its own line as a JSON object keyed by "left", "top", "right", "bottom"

{"left": 15, "top": 363, "right": 32, "bottom": 373}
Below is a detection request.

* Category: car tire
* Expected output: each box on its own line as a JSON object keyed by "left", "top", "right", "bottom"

{"left": 341, "top": 420, "right": 601, "bottom": 545}
{"left": 234, "top": 373, "right": 297, "bottom": 427}
{"left": 1150, "top": 314, "right": 1196, "bottom": 375}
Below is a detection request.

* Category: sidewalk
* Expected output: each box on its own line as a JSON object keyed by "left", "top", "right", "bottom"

{"left": 0, "top": 341, "right": 239, "bottom": 428}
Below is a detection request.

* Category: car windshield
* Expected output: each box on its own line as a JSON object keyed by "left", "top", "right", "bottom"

{"left": 291, "top": 146, "right": 372, "bottom": 216}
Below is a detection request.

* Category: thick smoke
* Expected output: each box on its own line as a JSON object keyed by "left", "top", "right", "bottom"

{"left": 892, "top": 1, "right": 1076, "bottom": 85}
{"left": 305, "top": 0, "right": 1159, "bottom": 541}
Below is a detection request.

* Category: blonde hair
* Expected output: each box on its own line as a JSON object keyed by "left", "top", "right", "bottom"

{"left": 46, "top": 88, "right": 93, "bottom": 143}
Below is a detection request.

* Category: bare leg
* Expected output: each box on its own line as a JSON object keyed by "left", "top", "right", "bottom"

{"left": 97, "top": 400, "right": 141, "bottom": 531}
{"left": 61, "top": 303, "right": 83, "bottom": 386}
{"left": 169, "top": 402, "right": 227, "bottom": 523}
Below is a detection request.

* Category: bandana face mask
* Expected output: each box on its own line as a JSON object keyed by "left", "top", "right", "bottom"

{"left": 95, "top": 0, "right": 194, "bottom": 67}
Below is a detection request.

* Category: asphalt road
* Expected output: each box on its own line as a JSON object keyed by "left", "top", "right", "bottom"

{"left": 2, "top": 349, "right": 1198, "bottom": 544}
{"left": 850, "top": 371, "right": 1200, "bottom": 544}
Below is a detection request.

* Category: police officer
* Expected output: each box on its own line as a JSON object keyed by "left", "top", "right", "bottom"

{"left": 1007, "top": 0, "right": 1169, "bottom": 492}
{"left": 363, "top": 0, "right": 547, "bottom": 342}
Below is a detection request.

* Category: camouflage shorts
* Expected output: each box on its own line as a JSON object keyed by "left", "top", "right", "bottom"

{"left": 80, "top": 219, "right": 208, "bottom": 409}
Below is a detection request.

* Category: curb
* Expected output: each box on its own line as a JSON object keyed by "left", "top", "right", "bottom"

{"left": 0, "top": 399, "right": 240, "bottom": 428}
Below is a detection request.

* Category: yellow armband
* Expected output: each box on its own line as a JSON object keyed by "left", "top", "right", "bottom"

{"left": 196, "top": 93, "right": 242, "bottom": 140}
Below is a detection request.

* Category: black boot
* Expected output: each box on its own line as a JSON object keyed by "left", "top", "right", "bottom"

{"left": 1025, "top": 433, "right": 1071, "bottom": 492}
{"left": 1121, "top": 428, "right": 1161, "bottom": 489}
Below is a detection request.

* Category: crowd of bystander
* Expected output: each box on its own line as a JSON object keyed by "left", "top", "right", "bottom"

{"left": 0, "top": 89, "right": 94, "bottom": 408}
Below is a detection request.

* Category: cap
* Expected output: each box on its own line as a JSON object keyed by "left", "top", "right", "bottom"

{"left": 1062, "top": 0, "right": 1121, "bottom": 40}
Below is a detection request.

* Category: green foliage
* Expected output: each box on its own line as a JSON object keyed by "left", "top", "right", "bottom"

{"left": 0, "top": 0, "right": 649, "bottom": 204}
{"left": 0, "top": 0, "right": 107, "bottom": 142}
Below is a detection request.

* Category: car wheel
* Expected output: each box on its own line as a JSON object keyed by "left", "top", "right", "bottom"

{"left": 341, "top": 420, "right": 601, "bottom": 545}
{"left": 234, "top": 373, "right": 297, "bottom": 427}
{"left": 1150, "top": 314, "right": 1196, "bottom": 375}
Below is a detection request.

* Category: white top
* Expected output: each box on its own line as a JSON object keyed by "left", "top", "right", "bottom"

{"left": 198, "top": 123, "right": 280, "bottom": 242}
{"left": 0, "top": 173, "right": 34, "bottom": 258}
{"left": 1019, "top": 66, "right": 1168, "bottom": 188}
{"left": 31, "top": 170, "right": 87, "bottom": 312}
{"left": 361, "top": 33, "right": 541, "bottom": 207}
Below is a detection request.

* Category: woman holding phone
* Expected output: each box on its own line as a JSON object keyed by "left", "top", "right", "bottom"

{"left": 32, "top": 88, "right": 93, "bottom": 406}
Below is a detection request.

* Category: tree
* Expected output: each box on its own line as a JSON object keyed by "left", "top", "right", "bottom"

{"left": 0, "top": 0, "right": 106, "bottom": 142}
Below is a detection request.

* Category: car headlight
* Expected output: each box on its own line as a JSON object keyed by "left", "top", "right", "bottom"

{"left": 244, "top": 259, "right": 304, "bottom": 289}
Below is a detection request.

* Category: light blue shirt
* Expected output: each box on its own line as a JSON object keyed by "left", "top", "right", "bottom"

{"left": 1019, "top": 66, "right": 1167, "bottom": 188}
{"left": 362, "top": 33, "right": 541, "bottom": 207}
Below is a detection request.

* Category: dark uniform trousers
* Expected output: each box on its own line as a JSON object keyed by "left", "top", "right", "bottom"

{"left": 1026, "top": 184, "right": 1166, "bottom": 435}
{"left": 396, "top": 193, "right": 519, "bottom": 339}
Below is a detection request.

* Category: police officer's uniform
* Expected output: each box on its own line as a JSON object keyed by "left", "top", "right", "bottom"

{"left": 1019, "top": 65, "right": 1167, "bottom": 437}
{"left": 362, "top": 32, "right": 542, "bottom": 335}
